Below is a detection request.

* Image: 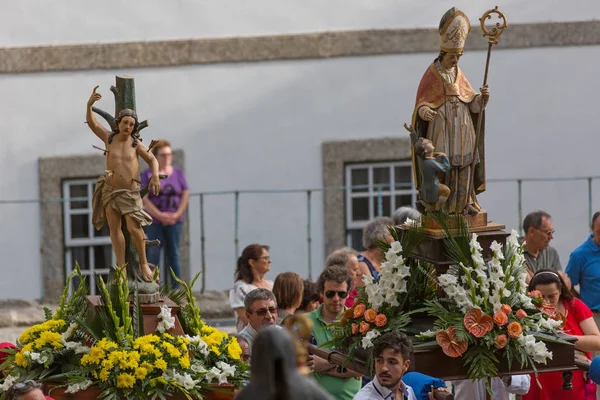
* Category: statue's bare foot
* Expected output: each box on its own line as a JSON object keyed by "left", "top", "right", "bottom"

{"left": 140, "top": 263, "right": 155, "bottom": 282}
{"left": 464, "top": 204, "right": 479, "bottom": 216}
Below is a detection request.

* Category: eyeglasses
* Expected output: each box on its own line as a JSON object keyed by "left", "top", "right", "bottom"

{"left": 248, "top": 307, "right": 277, "bottom": 317}
{"left": 537, "top": 228, "right": 555, "bottom": 236}
{"left": 325, "top": 290, "right": 349, "bottom": 299}
{"left": 254, "top": 256, "right": 271, "bottom": 262}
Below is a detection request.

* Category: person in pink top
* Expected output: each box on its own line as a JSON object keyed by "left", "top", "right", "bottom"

{"left": 523, "top": 269, "right": 600, "bottom": 400}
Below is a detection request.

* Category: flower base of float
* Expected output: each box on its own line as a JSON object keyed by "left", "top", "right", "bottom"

{"left": 324, "top": 213, "right": 579, "bottom": 391}
{"left": 44, "top": 383, "right": 235, "bottom": 400}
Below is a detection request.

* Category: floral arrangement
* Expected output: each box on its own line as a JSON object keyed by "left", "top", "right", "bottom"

{"left": 419, "top": 227, "right": 565, "bottom": 385}
{"left": 0, "top": 266, "right": 248, "bottom": 400}
{"left": 327, "top": 225, "right": 431, "bottom": 355}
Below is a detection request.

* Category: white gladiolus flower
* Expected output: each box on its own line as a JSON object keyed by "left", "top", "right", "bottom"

{"left": 65, "top": 380, "right": 92, "bottom": 394}
{"left": 61, "top": 322, "right": 78, "bottom": 341}
{"left": 216, "top": 361, "right": 236, "bottom": 377}
{"left": 0, "top": 375, "right": 17, "bottom": 392}
{"left": 361, "top": 329, "right": 381, "bottom": 349}
{"left": 390, "top": 241, "right": 402, "bottom": 254}
{"left": 156, "top": 305, "right": 176, "bottom": 333}
{"left": 205, "top": 367, "right": 222, "bottom": 383}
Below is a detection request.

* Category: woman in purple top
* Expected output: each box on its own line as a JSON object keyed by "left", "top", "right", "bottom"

{"left": 141, "top": 139, "right": 189, "bottom": 285}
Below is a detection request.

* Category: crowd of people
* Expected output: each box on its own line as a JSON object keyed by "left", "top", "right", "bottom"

{"left": 227, "top": 208, "right": 600, "bottom": 400}
{"left": 3, "top": 208, "right": 600, "bottom": 399}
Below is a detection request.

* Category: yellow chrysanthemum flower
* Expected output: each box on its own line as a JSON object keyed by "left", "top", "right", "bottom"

{"left": 135, "top": 367, "right": 148, "bottom": 380}
{"left": 140, "top": 361, "right": 154, "bottom": 373}
{"left": 179, "top": 356, "right": 191, "bottom": 369}
{"left": 210, "top": 345, "right": 221, "bottom": 356}
{"left": 116, "top": 373, "right": 136, "bottom": 389}
{"left": 227, "top": 338, "right": 242, "bottom": 360}
{"left": 154, "top": 358, "right": 167, "bottom": 371}
{"left": 99, "top": 368, "right": 111, "bottom": 382}
{"left": 15, "top": 352, "right": 28, "bottom": 367}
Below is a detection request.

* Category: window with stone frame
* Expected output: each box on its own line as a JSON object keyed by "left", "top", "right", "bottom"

{"left": 62, "top": 179, "right": 113, "bottom": 295}
{"left": 345, "top": 161, "right": 417, "bottom": 250}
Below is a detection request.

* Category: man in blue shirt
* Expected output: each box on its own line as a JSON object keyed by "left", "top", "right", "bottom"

{"left": 566, "top": 212, "right": 600, "bottom": 312}
{"left": 566, "top": 211, "right": 600, "bottom": 399}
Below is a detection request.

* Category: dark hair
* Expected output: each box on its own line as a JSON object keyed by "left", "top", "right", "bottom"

{"left": 235, "top": 244, "right": 270, "bottom": 284}
{"left": 592, "top": 211, "right": 600, "bottom": 229}
{"left": 6, "top": 380, "right": 42, "bottom": 400}
{"left": 528, "top": 269, "right": 573, "bottom": 301}
{"left": 244, "top": 288, "right": 276, "bottom": 311}
{"left": 109, "top": 108, "right": 141, "bottom": 147}
{"left": 317, "top": 265, "right": 353, "bottom": 294}
{"left": 414, "top": 137, "right": 428, "bottom": 158}
{"left": 372, "top": 332, "right": 413, "bottom": 362}
{"left": 151, "top": 139, "right": 172, "bottom": 156}
{"left": 297, "top": 280, "right": 320, "bottom": 312}
{"left": 273, "top": 272, "right": 304, "bottom": 310}
{"left": 523, "top": 211, "right": 551, "bottom": 234}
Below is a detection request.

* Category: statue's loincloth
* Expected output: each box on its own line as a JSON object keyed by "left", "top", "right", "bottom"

{"left": 92, "top": 175, "right": 152, "bottom": 230}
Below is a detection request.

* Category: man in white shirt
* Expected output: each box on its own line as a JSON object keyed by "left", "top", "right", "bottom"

{"left": 353, "top": 332, "right": 419, "bottom": 400}
{"left": 452, "top": 375, "right": 530, "bottom": 400}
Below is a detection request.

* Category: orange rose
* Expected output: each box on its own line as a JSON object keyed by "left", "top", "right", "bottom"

{"left": 495, "top": 334, "right": 508, "bottom": 349}
{"left": 507, "top": 321, "right": 523, "bottom": 338}
{"left": 364, "top": 309, "right": 377, "bottom": 323}
{"left": 528, "top": 290, "right": 543, "bottom": 299}
{"left": 359, "top": 321, "right": 370, "bottom": 334}
{"left": 516, "top": 309, "right": 527, "bottom": 319}
{"left": 374, "top": 314, "right": 387, "bottom": 327}
{"left": 493, "top": 311, "right": 508, "bottom": 326}
{"left": 501, "top": 304, "right": 512, "bottom": 315}
{"left": 353, "top": 304, "right": 367, "bottom": 319}
{"left": 351, "top": 323, "right": 359, "bottom": 335}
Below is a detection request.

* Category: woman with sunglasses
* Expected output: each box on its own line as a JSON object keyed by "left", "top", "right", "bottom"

{"left": 230, "top": 244, "right": 274, "bottom": 332}
{"left": 522, "top": 269, "right": 600, "bottom": 400}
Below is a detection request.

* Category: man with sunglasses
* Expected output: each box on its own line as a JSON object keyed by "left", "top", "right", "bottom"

{"left": 238, "top": 288, "right": 279, "bottom": 353}
{"left": 5, "top": 380, "right": 47, "bottom": 400}
{"left": 308, "top": 265, "right": 362, "bottom": 400}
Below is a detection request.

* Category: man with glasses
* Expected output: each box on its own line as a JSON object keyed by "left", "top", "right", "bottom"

{"left": 238, "top": 288, "right": 278, "bottom": 352}
{"left": 309, "top": 265, "right": 362, "bottom": 400}
{"left": 5, "top": 381, "right": 47, "bottom": 400}
{"left": 521, "top": 211, "right": 564, "bottom": 281}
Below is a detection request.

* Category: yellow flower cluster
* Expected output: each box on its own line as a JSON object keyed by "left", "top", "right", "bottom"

{"left": 226, "top": 337, "right": 242, "bottom": 361}
{"left": 200, "top": 325, "right": 229, "bottom": 356}
{"left": 18, "top": 319, "right": 66, "bottom": 345}
{"left": 81, "top": 334, "right": 192, "bottom": 389}
{"left": 15, "top": 319, "right": 67, "bottom": 367}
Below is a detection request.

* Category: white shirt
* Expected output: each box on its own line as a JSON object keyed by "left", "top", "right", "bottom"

{"left": 452, "top": 375, "right": 531, "bottom": 400}
{"left": 353, "top": 376, "right": 417, "bottom": 400}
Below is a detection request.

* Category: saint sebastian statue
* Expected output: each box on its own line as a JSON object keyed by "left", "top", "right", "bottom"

{"left": 411, "top": 8, "right": 490, "bottom": 215}
{"left": 87, "top": 86, "right": 161, "bottom": 282}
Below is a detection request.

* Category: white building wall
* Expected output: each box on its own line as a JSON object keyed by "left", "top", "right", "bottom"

{"left": 1, "top": 1, "right": 599, "bottom": 299}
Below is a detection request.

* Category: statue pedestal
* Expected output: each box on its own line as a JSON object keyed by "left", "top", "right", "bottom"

{"left": 86, "top": 296, "right": 184, "bottom": 336}
{"left": 400, "top": 212, "right": 510, "bottom": 274}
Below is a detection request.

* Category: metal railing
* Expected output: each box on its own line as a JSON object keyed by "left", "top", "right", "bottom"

{"left": 1, "top": 176, "right": 598, "bottom": 292}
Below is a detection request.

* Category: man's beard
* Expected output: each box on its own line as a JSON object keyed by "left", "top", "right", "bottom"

{"left": 379, "top": 374, "right": 402, "bottom": 390}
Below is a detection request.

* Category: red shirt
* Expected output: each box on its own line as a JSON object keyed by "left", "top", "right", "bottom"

{"left": 522, "top": 298, "right": 594, "bottom": 400}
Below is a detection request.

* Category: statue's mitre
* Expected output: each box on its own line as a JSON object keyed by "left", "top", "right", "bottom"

{"left": 439, "top": 7, "right": 471, "bottom": 53}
